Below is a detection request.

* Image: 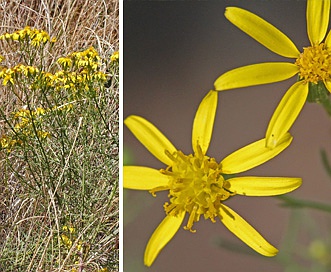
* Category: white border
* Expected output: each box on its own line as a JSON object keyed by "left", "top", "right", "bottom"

{"left": 118, "top": 0, "right": 123, "bottom": 271}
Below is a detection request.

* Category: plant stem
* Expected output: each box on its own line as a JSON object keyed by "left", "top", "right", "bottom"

{"left": 277, "top": 195, "right": 331, "bottom": 213}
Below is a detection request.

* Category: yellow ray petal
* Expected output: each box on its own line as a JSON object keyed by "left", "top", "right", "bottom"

{"left": 307, "top": 0, "right": 330, "bottom": 45}
{"left": 192, "top": 90, "right": 218, "bottom": 155}
{"left": 219, "top": 204, "right": 278, "bottom": 257}
{"left": 225, "top": 7, "right": 300, "bottom": 58}
{"left": 221, "top": 132, "right": 293, "bottom": 174}
{"left": 325, "top": 30, "right": 331, "bottom": 48}
{"left": 124, "top": 166, "right": 169, "bottom": 190}
{"left": 266, "top": 82, "right": 308, "bottom": 148}
{"left": 125, "top": 115, "right": 177, "bottom": 166}
{"left": 214, "top": 63, "right": 298, "bottom": 91}
{"left": 144, "top": 212, "right": 185, "bottom": 267}
{"left": 226, "top": 176, "right": 302, "bottom": 196}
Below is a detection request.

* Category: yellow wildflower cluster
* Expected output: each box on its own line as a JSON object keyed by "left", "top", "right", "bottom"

{"left": 0, "top": 106, "right": 50, "bottom": 152}
{"left": 0, "top": 135, "right": 23, "bottom": 152}
{"left": 50, "top": 68, "right": 106, "bottom": 96}
{"left": 61, "top": 225, "right": 82, "bottom": 251}
{"left": 110, "top": 51, "right": 119, "bottom": 62}
{"left": 58, "top": 47, "right": 102, "bottom": 71}
{"left": 55, "top": 47, "right": 107, "bottom": 98}
{"left": 0, "top": 26, "right": 56, "bottom": 46}
{"left": 60, "top": 224, "right": 95, "bottom": 269}
{"left": 0, "top": 102, "right": 75, "bottom": 152}
{"left": 13, "top": 107, "right": 50, "bottom": 138}
{"left": 0, "top": 64, "right": 39, "bottom": 85}
{"left": 0, "top": 48, "right": 106, "bottom": 101}
{"left": 0, "top": 29, "right": 108, "bottom": 152}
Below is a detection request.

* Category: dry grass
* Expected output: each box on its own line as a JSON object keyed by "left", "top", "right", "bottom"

{"left": 0, "top": 0, "right": 118, "bottom": 65}
{"left": 0, "top": 1, "right": 119, "bottom": 271}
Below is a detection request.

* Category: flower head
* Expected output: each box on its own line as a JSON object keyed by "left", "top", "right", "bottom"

{"left": 0, "top": 26, "right": 54, "bottom": 47}
{"left": 110, "top": 51, "right": 119, "bottom": 62}
{"left": 214, "top": 0, "right": 331, "bottom": 148}
{"left": 124, "top": 90, "right": 302, "bottom": 266}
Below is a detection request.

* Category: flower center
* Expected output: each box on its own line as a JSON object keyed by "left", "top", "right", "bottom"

{"left": 152, "top": 146, "right": 234, "bottom": 233}
{"left": 295, "top": 43, "right": 331, "bottom": 84}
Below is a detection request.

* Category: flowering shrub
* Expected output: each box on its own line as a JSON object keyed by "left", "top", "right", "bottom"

{"left": 0, "top": 26, "right": 118, "bottom": 271}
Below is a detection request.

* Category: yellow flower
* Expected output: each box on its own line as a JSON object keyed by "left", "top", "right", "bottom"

{"left": 61, "top": 234, "right": 73, "bottom": 248}
{"left": 2, "top": 72, "right": 14, "bottom": 86}
{"left": 57, "top": 57, "right": 72, "bottom": 69}
{"left": 11, "top": 32, "right": 20, "bottom": 40}
{"left": 37, "top": 131, "right": 50, "bottom": 139}
{"left": 0, "top": 26, "right": 53, "bottom": 46}
{"left": 214, "top": 0, "right": 330, "bottom": 148}
{"left": 110, "top": 51, "right": 119, "bottom": 62}
{"left": 124, "top": 90, "right": 302, "bottom": 266}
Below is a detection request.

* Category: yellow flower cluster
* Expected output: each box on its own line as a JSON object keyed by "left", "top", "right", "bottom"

{"left": 0, "top": 102, "right": 75, "bottom": 152}
{"left": 50, "top": 68, "right": 106, "bottom": 95}
{"left": 55, "top": 47, "right": 107, "bottom": 98}
{"left": 0, "top": 64, "right": 39, "bottom": 85}
{"left": 13, "top": 107, "right": 50, "bottom": 138}
{"left": 0, "top": 135, "right": 23, "bottom": 152}
{"left": 0, "top": 28, "right": 109, "bottom": 153}
{"left": 0, "top": 26, "right": 56, "bottom": 46}
{"left": 58, "top": 47, "right": 102, "bottom": 71}
{"left": 60, "top": 224, "right": 96, "bottom": 270}
{"left": 0, "top": 106, "right": 50, "bottom": 152}
{"left": 61, "top": 225, "right": 82, "bottom": 251}
{"left": 0, "top": 47, "right": 106, "bottom": 101}
{"left": 110, "top": 51, "right": 119, "bottom": 62}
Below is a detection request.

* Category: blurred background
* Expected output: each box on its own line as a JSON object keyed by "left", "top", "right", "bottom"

{"left": 123, "top": 1, "right": 331, "bottom": 271}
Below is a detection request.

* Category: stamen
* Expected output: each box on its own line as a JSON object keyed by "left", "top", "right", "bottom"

{"left": 149, "top": 186, "right": 170, "bottom": 196}
{"left": 158, "top": 146, "right": 235, "bottom": 232}
{"left": 295, "top": 43, "right": 331, "bottom": 84}
{"left": 184, "top": 205, "right": 198, "bottom": 233}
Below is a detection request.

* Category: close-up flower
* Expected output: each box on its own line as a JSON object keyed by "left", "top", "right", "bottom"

{"left": 124, "top": 90, "right": 302, "bottom": 267}
{"left": 214, "top": 0, "right": 331, "bottom": 148}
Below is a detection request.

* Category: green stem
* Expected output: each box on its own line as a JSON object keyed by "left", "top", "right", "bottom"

{"left": 307, "top": 81, "right": 331, "bottom": 117}
{"left": 277, "top": 195, "right": 331, "bottom": 213}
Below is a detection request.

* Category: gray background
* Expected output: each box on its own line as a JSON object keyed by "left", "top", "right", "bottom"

{"left": 124, "top": 1, "right": 331, "bottom": 271}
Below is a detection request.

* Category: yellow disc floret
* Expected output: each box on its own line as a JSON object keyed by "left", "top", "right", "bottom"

{"left": 154, "top": 145, "right": 234, "bottom": 233}
{"left": 295, "top": 43, "right": 331, "bottom": 84}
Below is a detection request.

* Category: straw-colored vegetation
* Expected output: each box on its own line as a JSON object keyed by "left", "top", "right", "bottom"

{"left": 0, "top": 1, "right": 119, "bottom": 271}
